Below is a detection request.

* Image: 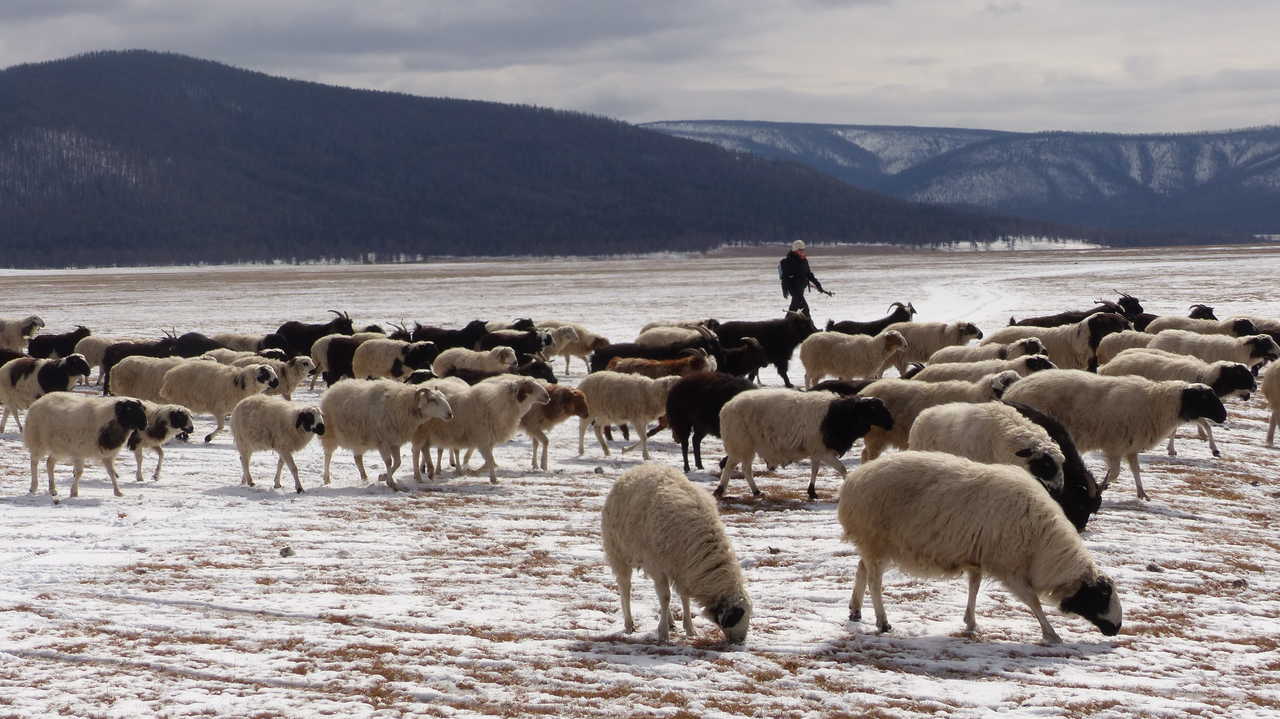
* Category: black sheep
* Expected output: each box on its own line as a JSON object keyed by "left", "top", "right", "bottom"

{"left": 807, "top": 379, "right": 876, "bottom": 396}
{"left": 102, "top": 335, "right": 179, "bottom": 394}
{"left": 28, "top": 325, "right": 91, "bottom": 360}
{"left": 826, "top": 302, "right": 916, "bottom": 336}
{"left": 1010, "top": 294, "right": 1144, "bottom": 328}
{"left": 665, "top": 371, "right": 757, "bottom": 472}
{"left": 719, "top": 337, "right": 769, "bottom": 379}
{"left": 715, "top": 310, "right": 817, "bottom": 387}
{"left": 174, "top": 332, "right": 225, "bottom": 358}
{"left": 1002, "top": 400, "right": 1101, "bottom": 532}
{"left": 411, "top": 319, "right": 490, "bottom": 351}
{"left": 1084, "top": 312, "right": 1133, "bottom": 371}
{"left": 475, "top": 329, "right": 548, "bottom": 357}
{"left": 275, "top": 310, "right": 355, "bottom": 358}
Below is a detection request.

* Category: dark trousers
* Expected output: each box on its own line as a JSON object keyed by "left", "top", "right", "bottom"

{"left": 787, "top": 289, "right": 809, "bottom": 315}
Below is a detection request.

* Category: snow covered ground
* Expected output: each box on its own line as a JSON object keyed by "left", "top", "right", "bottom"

{"left": 1, "top": 245, "right": 1279, "bottom": 718}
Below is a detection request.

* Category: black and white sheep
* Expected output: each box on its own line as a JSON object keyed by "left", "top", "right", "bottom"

{"left": 0, "top": 315, "right": 45, "bottom": 353}
{"left": 159, "top": 362, "right": 280, "bottom": 442}
{"left": 275, "top": 310, "right": 355, "bottom": 358}
{"left": 27, "top": 325, "right": 91, "bottom": 360}
{"left": 665, "top": 372, "right": 758, "bottom": 472}
{"left": 127, "top": 401, "right": 195, "bottom": 483}
{"left": 909, "top": 355, "right": 1055, "bottom": 383}
{"left": 907, "top": 401, "right": 1064, "bottom": 493}
{"left": 23, "top": 393, "right": 148, "bottom": 498}
{"left": 230, "top": 395, "right": 326, "bottom": 493}
{"left": 311, "top": 332, "right": 386, "bottom": 386}
{"left": 476, "top": 329, "right": 551, "bottom": 358}
{"left": 839, "top": 451, "right": 1122, "bottom": 644}
{"left": 1001, "top": 400, "right": 1103, "bottom": 532}
{"left": 319, "top": 379, "right": 453, "bottom": 491}
{"left": 602, "top": 463, "right": 752, "bottom": 644}
{"left": 714, "top": 310, "right": 818, "bottom": 387}
{"left": 351, "top": 339, "right": 439, "bottom": 381}
{"left": 825, "top": 302, "right": 917, "bottom": 336}
{"left": 855, "top": 371, "right": 1022, "bottom": 461}
{"left": 983, "top": 312, "right": 1130, "bottom": 371}
{"left": 230, "top": 355, "right": 316, "bottom": 401}
{"left": 0, "top": 354, "right": 92, "bottom": 432}
{"left": 798, "top": 330, "right": 908, "bottom": 387}
{"left": 882, "top": 321, "right": 984, "bottom": 374}
{"left": 927, "top": 337, "right": 1046, "bottom": 364}
{"left": 577, "top": 372, "right": 682, "bottom": 461}
{"left": 1147, "top": 330, "right": 1280, "bottom": 372}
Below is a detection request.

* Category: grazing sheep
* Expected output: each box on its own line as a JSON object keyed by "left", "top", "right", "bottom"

{"left": 231, "top": 355, "right": 316, "bottom": 401}
{"left": 606, "top": 350, "right": 712, "bottom": 379}
{"left": 838, "top": 451, "right": 1122, "bottom": 644}
{"left": 230, "top": 395, "right": 326, "bottom": 493}
{"left": 602, "top": 463, "right": 752, "bottom": 644}
{"left": 883, "top": 321, "right": 984, "bottom": 374}
{"left": 908, "top": 401, "right": 1065, "bottom": 492}
{"left": 715, "top": 311, "right": 818, "bottom": 387}
{"left": 0, "top": 315, "right": 45, "bottom": 353}
{"left": 826, "top": 302, "right": 917, "bottom": 336}
{"left": 23, "top": 394, "right": 148, "bottom": 497}
{"left": 442, "top": 358, "right": 558, "bottom": 385}
{"left": 351, "top": 339, "right": 439, "bottom": 381}
{"left": 320, "top": 379, "right": 453, "bottom": 490}
{"left": 855, "top": 371, "right": 1022, "bottom": 461}
{"left": 1003, "top": 400, "right": 1102, "bottom": 532}
{"left": 159, "top": 362, "right": 280, "bottom": 442}
{"left": 210, "top": 332, "right": 290, "bottom": 354}
{"left": 521, "top": 383, "right": 588, "bottom": 471}
{"left": 109, "top": 356, "right": 201, "bottom": 403}
{"left": 665, "top": 372, "right": 757, "bottom": 472}
{"left": 410, "top": 319, "right": 491, "bottom": 351}
{"left": 577, "top": 372, "right": 682, "bottom": 461}
{"left": 1002, "top": 369, "right": 1226, "bottom": 500}
{"left": 101, "top": 334, "right": 180, "bottom": 394}
{"left": 1096, "top": 330, "right": 1155, "bottom": 366}
{"left": 1147, "top": 330, "right": 1280, "bottom": 371}
{"left": 537, "top": 321, "right": 609, "bottom": 374}
{"left": 1100, "top": 348, "right": 1255, "bottom": 457}
{"left": 275, "top": 310, "right": 355, "bottom": 358}
{"left": 412, "top": 376, "right": 549, "bottom": 483}
{"left": 719, "top": 337, "right": 769, "bottom": 379}
{"left": 716, "top": 389, "right": 893, "bottom": 499}
{"left": 1008, "top": 297, "right": 1138, "bottom": 327}
{"left": 927, "top": 337, "right": 1046, "bottom": 364}
{"left": 0, "top": 354, "right": 92, "bottom": 432}
{"left": 431, "top": 346, "right": 518, "bottom": 378}
{"left": 28, "top": 325, "right": 91, "bottom": 360}
{"left": 127, "top": 402, "right": 194, "bottom": 483}
{"left": 910, "top": 355, "right": 1055, "bottom": 383}
{"left": 1144, "top": 316, "right": 1257, "bottom": 337}
{"left": 799, "top": 330, "right": 909, "bottom": 387}
{"left": 982, "top": 312, "right": 1130, "bottom": 371}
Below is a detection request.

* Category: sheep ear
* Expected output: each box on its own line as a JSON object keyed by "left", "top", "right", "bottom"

{"left": 1015, "top": 448, "right": 1033, "bottom": 457}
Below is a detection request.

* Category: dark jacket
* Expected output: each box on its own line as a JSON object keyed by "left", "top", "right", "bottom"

{"left": 779, "top": 251, "right": 824, "bottom": 297}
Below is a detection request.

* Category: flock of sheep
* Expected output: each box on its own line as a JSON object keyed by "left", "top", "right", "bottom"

{"left": 2, "top": 290, "right": 1278, "bottom": 646}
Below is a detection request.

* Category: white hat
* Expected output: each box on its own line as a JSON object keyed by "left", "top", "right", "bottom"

{"left": 791, "top": 240, "right": 806, "bottom": 251}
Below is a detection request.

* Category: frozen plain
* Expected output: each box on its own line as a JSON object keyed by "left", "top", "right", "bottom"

{"left": 0, "top": 244, "right": 1278, "bottom": 718}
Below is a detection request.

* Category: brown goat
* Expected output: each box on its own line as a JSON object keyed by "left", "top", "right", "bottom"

{"left": 606, "top": 351, "right": 710, "bottom": 379}
{"left": 521, "top": 384, "right": 590, "bottom": 470}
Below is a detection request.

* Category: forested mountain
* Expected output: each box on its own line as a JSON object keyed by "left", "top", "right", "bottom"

{"left": 645, "top": 120, "right": 1280, "bottom": 235}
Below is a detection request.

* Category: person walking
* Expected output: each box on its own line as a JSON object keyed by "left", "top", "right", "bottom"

{"left": 778, "top": 240, "right": 832, "bottom": 315}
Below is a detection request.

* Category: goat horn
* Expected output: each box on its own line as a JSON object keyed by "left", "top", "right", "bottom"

{"left": 328, "top": 309, "right": 342, "bottom": 317}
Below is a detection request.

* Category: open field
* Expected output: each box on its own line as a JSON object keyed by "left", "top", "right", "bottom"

{"left": 1, "top": 245, "right": 1279, "bottom": 718}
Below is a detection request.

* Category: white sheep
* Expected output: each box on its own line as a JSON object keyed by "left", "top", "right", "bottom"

{"left": 638, "top": 319, "right": 719, "bottom": 333}
{"left": 1148, "top": 330, "right": 1280, "bottom": 371}
{"left": 211, "top": 332, "right": 282, "bottom": 352}
{"left": 203, "top": 348, "right": 263, "bottom": 364}
{"left": 882, "top": 321, "right": 984, "bottom": 374}
{"left": 351, "top": 338, "right": 436, "bottom": 381}
{"left": 1003, "top": 369, "right": 1226, "bottom": 500}
{"left": 128, "top": 401, "right": 195, "bottom": 482}
{"left": 231, "top": 355, "right": 315, "bottom": 401}
{"left": 838, "top": 451, "right": 1122, "bottom": 644}
{"left": 319, "top": 379, "right": 453, "bottom": 491}
{"left": 1100, "top": 348, "right": 1255, "bottom": 457}
{"left": 602, "top": 463, "right": 752, "bottom": 644}
{"left": 23, "top": 393, "right": 148, "bottom": 497}
{"left": 856, "top": 371, "right": 1022, "bottom": 461}
{"left": 927, "top": 337, "right": 1046, "bottom": 364}
{"left": 410, "top": 376, "right": 471, "bottom": 478}
{"left": 1144, "top": 316, "right": 1256, "bottom": 336}
{"left": 1264, "top": 365, "right": 1280, "bottom": 446}
{"left": 536, "top": 320, "right": 609, "bottom": 374}
{"left": 798, "top": 329, "right": 908, "bottom": 387}
{"left": 576, "top": 371, "right": 682, "bottom": 461}
{"left": 411, "top": 375, "right": 549, "bottom": 484}
{"left": 230, "top": 394, "right": 326, "bottom": 493}
{"left": 910, "top": 355, "right": 1055, "bottom": 383}
{"left": 108, "top": 356, "right": 198, "bottom": 403}
{"left": 430, "top": 346, "right": 517, "bottom": 377}
{"left": 159, "top": 362, "right": 280, "bottom": 442}
{"left": 634, "top": 326, "right": 705, "bottom": 347}
{"left": 541, "top": 325, "right": 582, "bottom": 361}
{"left": 0, "top": 354, "right": 92, "bottom": 432}
{"left": 983, "top": 313, "right": 1130, "bottom": 371}
{"left": 1096, "top": 330, "right": 1154, "bottom": 366}
{"left": 907, "top": 401, "right": 1065, "bottom": 492}
{"left": 716, "top": 389, "right": 894, "bottom": 499}
{"left": 0, "top": 315, "right": 44, "bottom": 353}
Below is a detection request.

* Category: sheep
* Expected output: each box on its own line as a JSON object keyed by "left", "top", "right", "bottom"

{"left": 799, "top": 330, "right": 908, "bottom": 387}
{"left": 602, "top": 463, "right": 752, "bottom": 644}
{"left": 0, "top": 349, "right": 21, "bottom": 368}
{"left": 351, "top": 339, "right": 439, "bottom": 381}
{"left": 1003, "top": 400, "right": 1102, "bottom": 532}
{"left": 23, "top": 394, "right": 148, "bottom": 498}
{"left": 1144, "top": 316, "right": 1258, "bottom": 337}
{"left": 635, "top": 326, "right": 705, "bottom": 347}
{"left": 320, "top": 379, "right": 453, "bottom": 490}
{"left": 927, "top": 337, "right": 1046, "bottom": 364}
{"left": 715, "top": 310, "right": 818, "bottom": 387}
{"left": 1263, "top": 365, "right": 1280, "bottom": 446}
{"left": 476, "top": 329, "right": 551, "bottom": 358}
{"left": 172, "top": 331, "right": 227, "bottom": 358}
{"left": 275, "top": 310, "right": 355, "bottom": 358}
{"left": 310, "top": 332, "right": 386, "bottom": 386}
{"left": 1008, "top": 297, "right": 1138, "bottom": 327}
{"left": 638, "top": 319, "right": 721, "bottom": 334}
{"left": 210, "top": 332, "right": 290, "bottom": 354}
{"left": 230, "top": 395, "right": 326, "bottom": 493}
{"left": 485, "top": 318, "right": 536, "bottom": 332}
{"left": 882, "top": 321, "right": 984, "bottom": 374}
{"left": 577, "top": 372, "right": 683, "bottom": 461}
{"left": 825, "top": 302, "right": 917, "bottom": 336}
{"left": 716, "top": 389, "right": 892, "bottom": 499}
{"left": 838, "top": 451, "right": 1122, "bottom": 644}
{"left": 75, "top": 335, "right": 141, "bottom": 385}
{"left": 909, "top": 355, "right": 1056, "bottom": 383}
{"left": 0, "top": 315, "right": 44, "bottom": 353}
{"left": 410, "top": 319, "right": 490, "bottom": 351}
{"left": 540, "top": 325, "right": 582, "bottom": 363}
{"left": 159, "top": 362, "right": 280, "bottom": 442}
{"left": 231, "top": 355, "right": 316, "bottom": 401}
{"left": 412, "top": 376, "right": 549, "bottom": 483}
{"left": 855, "top": 371, "right": 1022, "bottom": 462}
{"left": 1096, "top": 330, "right": 1155, "bottom": 366}
{"left": 431, "top": 346, "right": 518, "bottom": 378}
{"left": 521, "top": 382, "right": 588, "bottom": 471}
{"left": 982, "top": 312, "right": 1130, "bottom": 371}
{"left": 442, "top": 357, "right": 558, "bottom": 385}
{"left": 665, "top": 372, "right": 757, "bottom": 472}
{"left": 1147, "top": 330, "right": 1280, "bottom": 371}
{"left": 109, "top": 356, "right": 200, "bottom": 403}
{"left": 28, "top": 325, "right": 91, "bottom": 360}
{"left": 0, "top": 354, "right": 92, "bottom": 432}
{"left": 1099, "top": 348, "right": 1255, "bottom": 457}
{"left": 606, "top": 350, "right": 711, "bottom": 379}
{"left": 589, "top": 338, "right": 721, "bottom": 375}
{"left": 1002, "top": 369, "right": 1226, "bottom": 500}
{"left": 127, "top": 402, "right": 194, "bottom": 483}
{"left": 718, "top": 337, "right": 769, "bottom": 379}
{"left": 537, "top": 320, "right": 609, "bottom": 374}
{"left": 1238, "top": 315, "right": 1280, "bottom": 348}
{"left": 907, "top": 401, "right": 1065, "bottom": 493}
{"left": 101, "top": 334, "right": 180, "bottom": 394}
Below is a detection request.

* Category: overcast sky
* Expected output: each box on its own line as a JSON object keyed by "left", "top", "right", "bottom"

{"left": 2, "top": 0, "right": 1278, "bottom": 133}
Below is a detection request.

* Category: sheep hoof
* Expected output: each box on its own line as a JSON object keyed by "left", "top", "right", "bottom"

{"left": 1212, "top": 449, "right": 1221, "bottom": 458}
{"left": 113, "top": 489, "right": 124, "bottom": 497}
{"left": 876, "top": 622, "right": 892, "bottom": 634}
{"left": 752, "top": 489, "right": 763, "bottom": 498}
{"left": 203, "top": 434, "right": 215, "bottom": 443}
{"left": 712, "top": 487, "right": 726, "bottom": 498}
{"left": 807, "top": 491, "right": 818, "bottom": 501}
{"left": 849, "top": 610, "right": 861, "bottom": 622}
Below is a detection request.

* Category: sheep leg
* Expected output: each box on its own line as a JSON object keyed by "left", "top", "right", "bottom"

{"left": 103, "top": 457, "right": 123, "bottom": 497}
{"left": 239, "top": 450, "right": 255, "bottom": 487}
{"left": 150, "top": 447, "right": 165, "bottom": 482}
{"left": 680, "top": 589, "right": 694, "bottom": 636}
{"left": 620, "top": 422, "right": 651, "bottom": 459}
{"left": 1165, "top": 429, "right": 1178, "bottom": 457}
{"left": 70, "top": 458, "right": 85, "bottom": 498}
{"left": 861, "top": 434, "right": 885, "bottom": 463}
{"left": 866, "top": 559, "right": 891, "bottom": 633}
{"left": 614, "top": 565, "right": 636, "bottom": 633}
{"left": 1003, "top": 575, "right": 1061, "bottom": 644}
{"left": 741, "top": 453, "right": 761, "bottom": 496}
{"left": 282, "top": 453, "right": 303, "bottom": 493}
{"left": 1266, "top": 409, "right": 1277, "bottom": 446}
{"left": 378, "top": 447, "right": 403, "bottom": 491}
{"left": 29, "top": 454, "right": 41, "bottom": 495}
{"left": 963, "top": 569, "right": 982, "bottom": 634}
{"left": 1198, "top": 419, "right": 1220, "bottom": 457}
{"left": 0, "top": 404, "right": 8, "bottom": 433}
{"left": 714, "top": 456, "right": 737, "bottom": 497}
{"left": 1127, "top": 454, "right": 1148, "bottom": 501}
{"left": 541, "top": 434, "right": 551, "bottom": 471}
{"left": 593, "top": 420, "right": 611, "bottom": 456}
{"left": 272, "top": 455, "right": 285, "bottom": 489}
{"left": 528, "top": 429, "right": 546, "bottom": 470}
{"left": 353, "top": 453, "right": 368, "bottom": 482}
{"left": 691, "top": 429, "right": 705, "bottom": 471}
{"left": 776, "top": 360, "right": 793, "bottom": 388}
{"left": 849, "top": 559, "right": 867, "bottom": 621}
{"left": 45, "top": 456, "right": 58, "bottom": 496}
{"left": 808, "top": 461, "right": 822, "bottom": 501}
{"left": 204, "top": 415, "right": 226, "bottom": 444}
{"left": 479, "top": 446, "right": 498, "bottom": 484}
{"left": 13, "top": 409, "right": 21, "bottom": 432}
{"left": 577, "top": 418, "right": 588, "bottom": 456}
{"left": 652, "top": 573, "right": 672, "bottom": 643}
{"left": 1100, "top": 455, "right": 1121, "bottom": 491}
{"left": 322, "top": 444, "right": 334, "bottom": 485}
{"left": 134, "top": 445, "right": 147, "bottom": 482}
